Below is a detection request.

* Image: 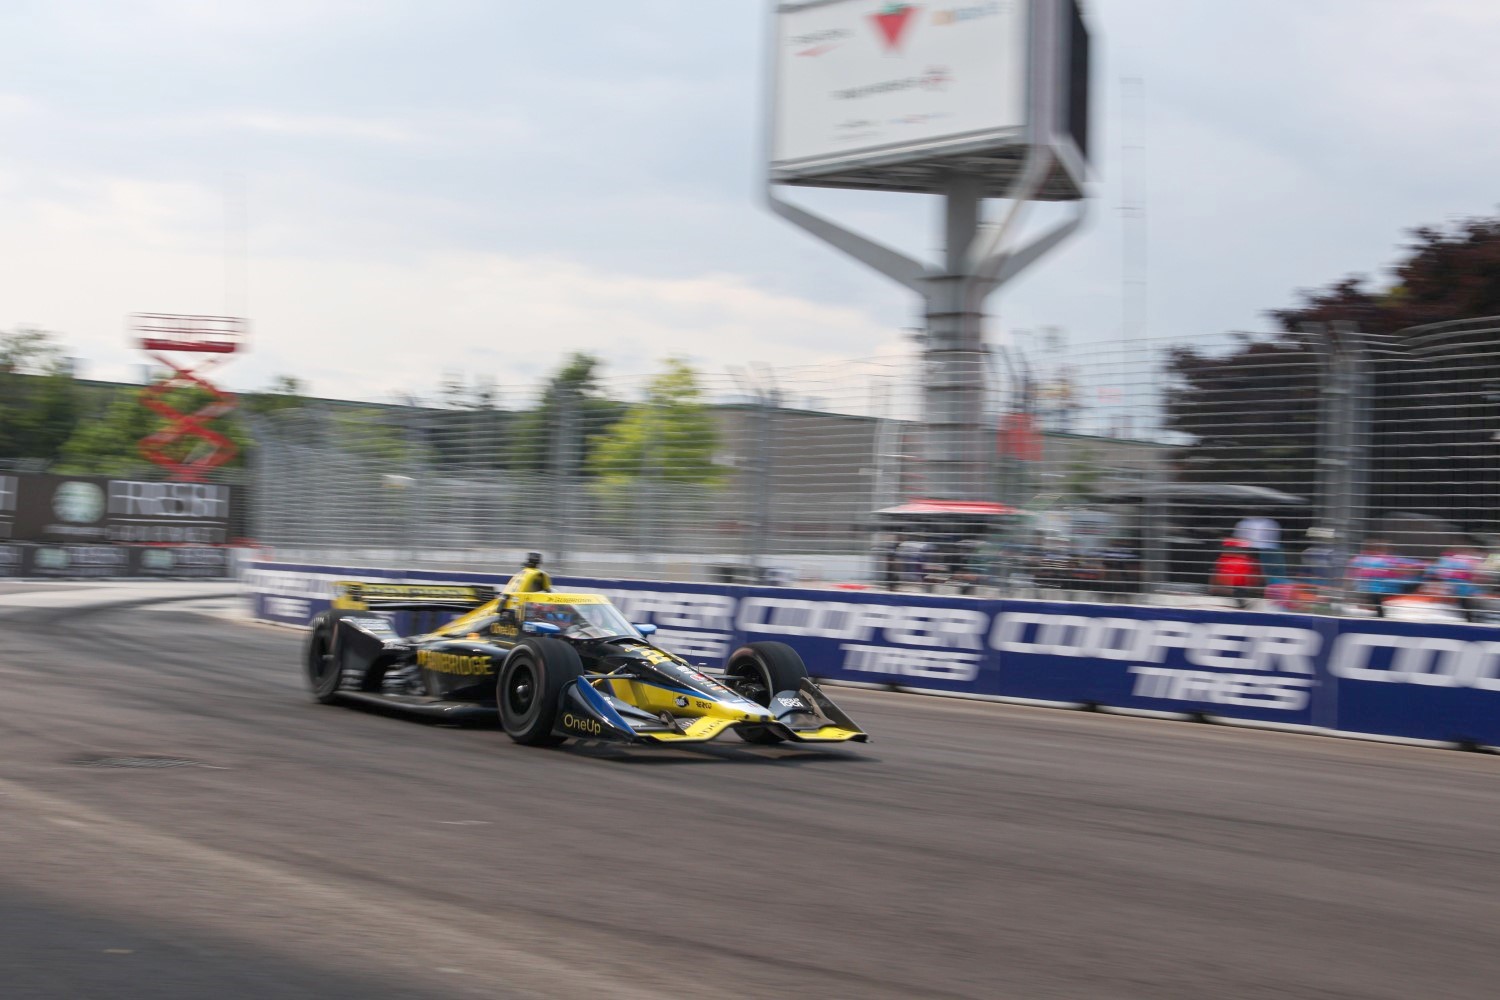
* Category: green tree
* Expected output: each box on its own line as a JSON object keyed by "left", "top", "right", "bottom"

{"left": 242, "top": 374, "right": 311, "bottom": 418}
{"left": 0, "top": 329, "right": 80, "bottom": 464}
{"left": 330, "top": 408, "right": 427, "bottom": 465}
{"left": 587, "top": 358, "right": 722, "bottom": 486}
{"left": 0, "top": 328, "right": 64, "bottom": 374}
{"left": 420, "top": 372, "right": 506, "bottom": 470}
{"left": 509, "top": 353, "right": 625, "bottom": 475}
{"left": 54, "top": 388, "right": 158, "bottom": 475}
{"left": 56, "top": 384, "right": 252, "bottom": 476}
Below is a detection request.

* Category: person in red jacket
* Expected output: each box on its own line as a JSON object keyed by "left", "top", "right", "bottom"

{"left": 1211, "top": 537, "right": 1263, "bottom": 608}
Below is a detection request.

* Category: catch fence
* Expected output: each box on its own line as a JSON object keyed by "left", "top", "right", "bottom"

{"left": 248, "top": 320, "right": 1500, "bottom": 608}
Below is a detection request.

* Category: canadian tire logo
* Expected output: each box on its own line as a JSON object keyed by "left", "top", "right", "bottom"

{"left": 871, "top": 3, "right": 920, "bottom": 52}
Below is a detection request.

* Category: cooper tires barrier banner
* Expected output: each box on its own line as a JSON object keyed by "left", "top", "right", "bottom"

{"left": 245, "top": 561, "right": 1500, "bottom": 749}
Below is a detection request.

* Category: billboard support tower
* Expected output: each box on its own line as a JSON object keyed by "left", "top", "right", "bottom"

{"left": 131, "top": 313, "right": 247, "bottom": 482}
{"left": 767, "top": 0, "right": 1092, "bottom": 501}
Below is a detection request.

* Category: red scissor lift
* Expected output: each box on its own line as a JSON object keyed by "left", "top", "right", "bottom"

{"left": 131, "top": 313, "right": 247, "bottom": 482}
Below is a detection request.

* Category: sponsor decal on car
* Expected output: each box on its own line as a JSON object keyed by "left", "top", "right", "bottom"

{"left": 350, "top": 583, "right": 484, "bottom": 602}
{"left": 562, "top": 712, "right": 603, "bottom": 736}
{"left": 416, "top": 650, "right": 493, "bottom": 677}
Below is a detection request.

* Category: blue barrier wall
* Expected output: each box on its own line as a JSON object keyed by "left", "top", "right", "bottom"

{"left": 246, "top": 562, "right": 1500, "bottom": 749}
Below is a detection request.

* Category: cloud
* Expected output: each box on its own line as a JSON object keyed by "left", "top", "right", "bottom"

{"left": 0, "top": 166, "right": 902, "bottom": 400}
{"left": 0, "top": 94, "right": 39, "bottom": 116}
{"left": 201, "top": 112, "right": 422, "bottom": 145}
{"left": 7, "top": 0, "right": 1500, "bottom": 417}
{"left": 246, "top": 252, "right": 905, "bottom": 400}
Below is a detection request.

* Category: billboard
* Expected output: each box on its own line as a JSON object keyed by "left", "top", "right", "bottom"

{"left": 773, "top": 1, "right": 1029, "bottom": 171}
{"left": 9, "top": 475, "right": 235, "bottom": 545}
{"left": 770, "top": 1, "right": 1088, "bottom": 198}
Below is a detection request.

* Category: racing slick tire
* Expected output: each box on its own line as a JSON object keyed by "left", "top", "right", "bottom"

{"left": 305, "top": 611, "right": 348, "bottom": 704}
{"left": 725, "top": 641, "right": 809, "bottom": 744}
{"left": 498, "top": 638, "right": 585, "bottom": 747}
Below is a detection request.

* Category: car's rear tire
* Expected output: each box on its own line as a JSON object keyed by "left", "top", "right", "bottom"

{"left": 725, "top": 641, "right": 809, "bottom": 744}
{"left": 305, "top": 611, "right": 345, "bottom": 704}
{"left": 498, "top": 638, "right": 584, "bottom": 746}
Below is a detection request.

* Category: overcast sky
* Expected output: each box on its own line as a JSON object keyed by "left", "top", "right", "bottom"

{"left": 3, "top": 0, "right": 1498, "bottom": 402}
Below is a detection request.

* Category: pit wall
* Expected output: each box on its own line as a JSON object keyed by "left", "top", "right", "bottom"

{"left": 246, "top": 561, "right": 1500, "bottom": 750}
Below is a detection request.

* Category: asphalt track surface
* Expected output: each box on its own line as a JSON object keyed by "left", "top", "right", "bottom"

{"left": 2, "top": 584, "right": 1498, "bottom": 999}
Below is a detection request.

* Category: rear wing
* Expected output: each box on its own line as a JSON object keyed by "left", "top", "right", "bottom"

{"left": 332, "top": 581, "right": 497, "bottom": 613}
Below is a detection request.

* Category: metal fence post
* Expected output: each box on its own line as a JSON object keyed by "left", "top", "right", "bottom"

{"left": 549, "top": 384, "right": 578, "bottom": 573}
{"left": 1337, "top": 323, "right": 1373, "bottom": 556}
{"left": 749, "top": 386, "right": 777, "bottom": 582}
{"left": 1307, "top": 321, "right": 1374, "bottom": 608}
{"left": 634, "top": 399, "right": 656, "bottom": 566}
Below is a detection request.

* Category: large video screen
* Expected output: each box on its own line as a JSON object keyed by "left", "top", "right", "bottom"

{"left": 772, "top": 0, "right": 1030, "bottom": 177}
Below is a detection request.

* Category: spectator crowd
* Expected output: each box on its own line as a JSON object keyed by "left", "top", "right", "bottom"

{"left": 1210, "top": 517, "right": 1494, "bottom": 622}
{"left": 879, "top": 514, "right": 1498, "bottom": 624}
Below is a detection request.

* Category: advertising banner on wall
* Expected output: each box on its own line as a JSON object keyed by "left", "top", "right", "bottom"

{"left": 0, "top": 542, "right": 23, "bottom": 578}
{"left": 0, "top": 475, "right": 16, "bottom": 541}
{"left": 246, "top": 562, "right": 1500, "bottom": 749}
{"left": 25, "top": 544, "right": 133, "bottom": 579}
{"left": 0, "top": 543, "right": 233, "bottom": 579}
{"left": 132, "top": 545, "right": 233, "bottom": 579}
{"left": 8, "top": 474, "right": 235, "bottom": 545}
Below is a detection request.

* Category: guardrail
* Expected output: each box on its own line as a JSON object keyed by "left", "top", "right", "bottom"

{"left": 246, "top": 561, "right": 1500, "bottom": 750}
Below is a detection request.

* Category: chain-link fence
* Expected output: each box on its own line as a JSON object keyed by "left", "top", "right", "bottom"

{"left": 252, "top": 343, "right": 1157, "bottom": 587}
{"left": 247, "top": 320, "right": 1500, "bottom": 615}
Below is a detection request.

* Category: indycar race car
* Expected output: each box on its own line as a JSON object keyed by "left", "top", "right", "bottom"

{"left": 303, "top": 554, "right": 867, "bottom": 747}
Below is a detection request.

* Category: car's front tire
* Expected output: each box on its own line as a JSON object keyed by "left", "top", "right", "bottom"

{"left": 498, "top": 638, "right": 584, "bottom": 746}
{"left": 725, "top": 641, "right": 810, "bottom": 744}
{"left": 304, "top": 611, "right": 345, "bottom": 704}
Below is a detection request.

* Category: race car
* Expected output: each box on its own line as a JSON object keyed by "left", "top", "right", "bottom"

{"left": 302, "top": 554, "right": 867, "bottom": 747}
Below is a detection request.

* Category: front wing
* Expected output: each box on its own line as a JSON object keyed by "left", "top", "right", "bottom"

{"left": 553, "top": 675, "right": 868, "bottom": 745}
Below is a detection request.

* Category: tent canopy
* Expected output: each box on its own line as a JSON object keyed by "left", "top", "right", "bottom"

{"left": 875, "top": 499, "right": 1020, "bottom": 518}
{"left": 1086, "top": 483, "right": 1307, "bottom": 506}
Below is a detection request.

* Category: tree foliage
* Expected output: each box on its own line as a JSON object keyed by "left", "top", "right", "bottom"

{"left": 1271, "top": 216, "right": 1500, "bottom": 334}
{"left": 0, "top": 329, "right": 80, "bottom": 465}
{"left": 241, "top": 375, "right": 311, "bottom": 418}
{"left": 55, "top": 384, "right": 253, "bottom": 476}
{"left": 1060, "top": 443, "right": 1103, "bottom": 499}
{"left": 0, "top": 328, "right": 65, "bottom": 375}
{"left": 509, "top": 353, "right": 625, "bottom": 475}
{"left": 1163, "top": 333, "right": 1320, "bottom": 498}
{"left": 1166, "top": 213, "right": 1500, "bottom": 536}
{"left": 0, "top": 327, "right": 263, "bottom": 475}
{"left": 587, "top": 358, "right": 722, "bottom": 486}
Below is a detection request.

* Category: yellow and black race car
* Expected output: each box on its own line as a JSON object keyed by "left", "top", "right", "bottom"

{"left": 303, "top": 554, "right": 867, "bottom": 747}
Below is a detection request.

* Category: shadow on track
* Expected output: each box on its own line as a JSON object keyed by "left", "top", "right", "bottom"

{"left": 327, "top": 696, "right": 874, "bottom": 765}
{"left": 561, "top": 742, "right": 875, "bottom": 766}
